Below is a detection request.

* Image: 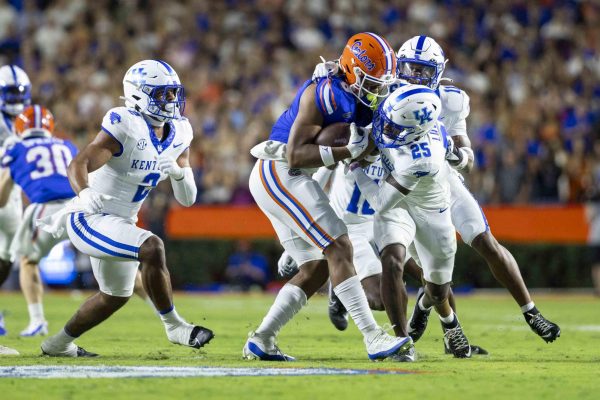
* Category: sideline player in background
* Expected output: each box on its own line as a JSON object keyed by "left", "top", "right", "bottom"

{"left": 0, "top": 105, "right": 77, "bottom": 337}
{"left": 244, "top": 32, "right": 412, "bottom": 361}
{"left": 39, "top": 60, "right": 213, "bottom": 356}
{"left": 0, "top": 65, "right": 30, "bottom": 337}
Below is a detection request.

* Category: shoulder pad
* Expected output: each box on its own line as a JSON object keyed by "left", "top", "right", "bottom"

{"left": 315, "top": 77, "right": 355, "bottom": 119}
{"left": 439, "top": 86, "right": 470, "bottom": 120}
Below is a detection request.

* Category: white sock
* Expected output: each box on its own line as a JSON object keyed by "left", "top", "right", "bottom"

{"left": 520, "top": 302, "right": 535, "bottom": 313}
{"left": 159, "top": 307, "right": 187, "bottom": 331}
{"left": 256, "top": 284, "right": 307, "bottom": 337}
{"left": 333, "top": 276, "right": 378, "bottom": 336}
{"left": 439, "top": 311, "right": 456, "bottom": 324}
{"left": 53, "top": 328, "right": 77, "bottom": 346}
{"left": 28, "top": 303, "right": 44, "bottom": 323}
{"left": 418, "top": 296, "right": 432, "bottom": 312}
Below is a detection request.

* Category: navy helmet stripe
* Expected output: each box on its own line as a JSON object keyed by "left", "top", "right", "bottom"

{"left": 414, "top": 36, "right": 427, "bottom": 60}
{"left": 156, "top": 60, "right": 174, "bottom": 74}
{"left": 9, "top": 65, "right": 17, "bottom": 84}
{"left": 388, "top": 87, "right": 435, "bottom": 111}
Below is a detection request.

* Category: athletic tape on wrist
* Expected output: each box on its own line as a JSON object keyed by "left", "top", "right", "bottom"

{"left": 319, "top": 145, "right": 335, "bottom": 167}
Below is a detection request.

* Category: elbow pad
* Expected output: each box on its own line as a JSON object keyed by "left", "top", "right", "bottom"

{"left": 171, "top": 167, "right": 197, "bottom": 207}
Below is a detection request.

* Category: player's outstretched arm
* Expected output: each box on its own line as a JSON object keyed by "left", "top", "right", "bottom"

{"left": 67, "top": 130, "right": 120, "bottom": 194}
{"left": 349, "top": 162, "right": 410, "bottom": 213}
{"left": 158, "top": 148, "right": 196, "bottom": 207}
{"left": 0, "top": 168, "right": 14, "bottom": 207}
{"left": 287, "top": 84, "right": 353, "bottom": 168}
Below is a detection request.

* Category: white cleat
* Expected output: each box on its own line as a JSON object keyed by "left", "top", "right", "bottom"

{"left": 166, "top": 323, "right": 215, "bottom": 349}
{"left": 243, "top": 331, "right": 295, "bottom": 361}
{"left": 0, "top": 345, "right": 19, "bottom": 356}
{"left": 41, "top": 335, "right": 98, "bottom": 357}
{"left": 365, "top": 328, "right": 413, "bottom": 361}
{"left": 20, "top": 321, "right": 49, "bottom": 337}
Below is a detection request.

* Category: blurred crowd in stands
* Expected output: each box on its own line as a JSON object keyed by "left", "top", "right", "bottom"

{"left": 1, "top": 0, "right": 600, "bottom": 212}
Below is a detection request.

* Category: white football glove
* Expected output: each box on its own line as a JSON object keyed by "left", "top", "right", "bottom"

{"left": 277, "top": 251, "right": 299, "bottom": 279}
{"left": 158, "top": 155, "right": 184, "bottom": 180}
{"left": 345, "top": 122, "right": 370, "bottom": 160}
{"left": 311, "top": 57, "right": 339, "bottom": 81}
{"left": 77, "top": 188, "right": 112, "bottom": 214}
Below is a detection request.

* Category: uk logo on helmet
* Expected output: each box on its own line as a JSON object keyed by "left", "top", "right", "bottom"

{"left": 413, "top": 107, "right": 433, "bottom": 124}
{"left": 351, "top": 42, "right": 375, "bottom": 71}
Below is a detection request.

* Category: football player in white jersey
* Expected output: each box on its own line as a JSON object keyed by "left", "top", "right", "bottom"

{"left": 39, "top": 60, "right": 214, "bottom": 357}
{"left": 396, "top": 36, "right": 560, "bottom": 344}
{"left": 348, "top": 84, "right": 473, "bottom": 358}
{"left": 0, "top": 64, "right": 30, "bottom": 339}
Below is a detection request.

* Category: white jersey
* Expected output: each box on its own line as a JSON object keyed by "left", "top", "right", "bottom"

{"left": 438, "top": 85, "right": 469, "bottom": 138}
{"left": 330, "top": 159, "right": 386, "bottom": 224}
{"left": 0, "top": 111, "right": 14, "bottom": 147}
{"left": 380, "top": 120, "right": 451, "bottom": 210}
{"left": 89, "top": 107, "right": 193, "bottom": 220}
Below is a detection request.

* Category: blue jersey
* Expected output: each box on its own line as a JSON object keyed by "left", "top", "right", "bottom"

{"left": 2, "top": 136, "right": 77, "bottom": 203}
{"left": 269, "top": 77, "right": 373, "bottom": 143}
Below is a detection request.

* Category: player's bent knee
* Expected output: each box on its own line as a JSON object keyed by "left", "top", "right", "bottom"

{"left": 472, "top": 231, "right": 502, "bottom": 257}
{"left": 324, "top": 235, "right": 353, "bottom": 264}
{"left": 139, "top": 235, "right": 165, "bottom": 264}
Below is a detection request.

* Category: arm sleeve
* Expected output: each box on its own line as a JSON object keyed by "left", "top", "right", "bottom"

{"left": 351, "top": 167, "right": 407, "bottom": 213}
{"left": 312, "top": 166, "right": 334, "bottom": 190}
{"left": 171, "top": 167, "right": 197, "bottom": 207}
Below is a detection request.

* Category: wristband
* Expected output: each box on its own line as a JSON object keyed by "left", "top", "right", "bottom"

{"left": 319, "top": 145, "right": 335, "bottom": 167}
{"left": 455, "top": 148, "right": 470, "bottom": 170}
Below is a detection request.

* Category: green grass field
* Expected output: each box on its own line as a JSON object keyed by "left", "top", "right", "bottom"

{"left": 0, "top": 290, "right": 599, "bottom": 400}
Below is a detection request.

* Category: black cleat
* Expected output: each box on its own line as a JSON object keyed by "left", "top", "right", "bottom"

{"left": 189, "top": 326, "right": 215, "bottom": 349}
{"left": 41, "top": 345, "right": 99, "bottom": 357}
{"left": 445, "top": 343, "right": 488, "bottom": 355}
{"left": 76, "top": 346, "right": 99, "bottom": 357}
{"left": 525, "top": 312, "right": 561, "bottom": 343}
{"left": 328, "top": 284, "right": 348, "bottom": 331}
{"left": 408, "top": 288, "right": 430, "bottom": 342}
{"left": 443, "top": 322, "right": 472, "bottom": 359}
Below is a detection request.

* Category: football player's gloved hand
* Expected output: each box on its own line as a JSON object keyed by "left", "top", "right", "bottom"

{"left": 312, "top": 57, "right": 339, "bottom": 81}
{"left": 77, "top": 188, "right": 112, "bottom": 214}
{"left": 445, "top": 140, "right": 470, "bottom": 170}
{"left": 277, "top": 251, "right": 299, "bottom": 279}
{"left": 158, "top": 155, "right": 184, "bottom": 180}
{"left": 345, "top": 123, "right": 370, "bottom": 160}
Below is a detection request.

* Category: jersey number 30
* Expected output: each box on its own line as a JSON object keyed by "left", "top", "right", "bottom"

{"left": 26, "top": 144, "right": 73, "bottom": 180}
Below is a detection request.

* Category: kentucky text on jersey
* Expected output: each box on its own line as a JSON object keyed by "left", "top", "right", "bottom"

{"left": 130, "top": 159, "right": 158, "bottom": 170}
{"left": 2, "top": 136, "right": 77, "bottom": 203}
{"left": 269, "top": 77, "right": 373, "bottom": 143}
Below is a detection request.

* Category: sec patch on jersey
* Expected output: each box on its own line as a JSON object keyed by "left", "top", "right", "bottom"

{"left": 314, "top": 122, "right": 351, "bottom": 147}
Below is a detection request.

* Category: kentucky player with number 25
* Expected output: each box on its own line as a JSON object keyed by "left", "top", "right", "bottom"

{"left": 39, "top": 60, "right": 214, "bottom": 357}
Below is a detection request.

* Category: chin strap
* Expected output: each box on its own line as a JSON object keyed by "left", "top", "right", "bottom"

{"left": 171, "top": 167, "right": 197, "bottom": 207}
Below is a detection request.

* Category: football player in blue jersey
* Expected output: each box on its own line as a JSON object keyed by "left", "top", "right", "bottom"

{"left": 244, "top": 32, "right": 413, "bottom": 362}
{"left": 0, "top": 105, "right": 75, "bottom": 337}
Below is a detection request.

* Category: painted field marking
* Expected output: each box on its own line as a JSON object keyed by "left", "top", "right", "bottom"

{"left": 0, "top": 365, "right": 415, "bottom": 379}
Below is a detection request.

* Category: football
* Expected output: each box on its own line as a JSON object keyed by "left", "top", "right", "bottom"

{"left": 314, "top": 122, "right": 351, "bottom": 147}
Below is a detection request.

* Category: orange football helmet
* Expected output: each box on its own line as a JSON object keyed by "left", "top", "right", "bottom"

{"left": 339, "top": 32, "right": 397, "bottom": 109}
{"left": 14, "top": 104, "right": 55, "bottom": 138}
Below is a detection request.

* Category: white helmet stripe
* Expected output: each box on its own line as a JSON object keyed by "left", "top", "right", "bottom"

{"left": 365, "top": 32, "right": 394, "bottom": 75}
{"left": 34, "top": 104, "right": 41, "bottom": 128}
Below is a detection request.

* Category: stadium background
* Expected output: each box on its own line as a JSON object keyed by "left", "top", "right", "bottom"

{"left": 0, "top": 0, "right": 599, "bottom": 291}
